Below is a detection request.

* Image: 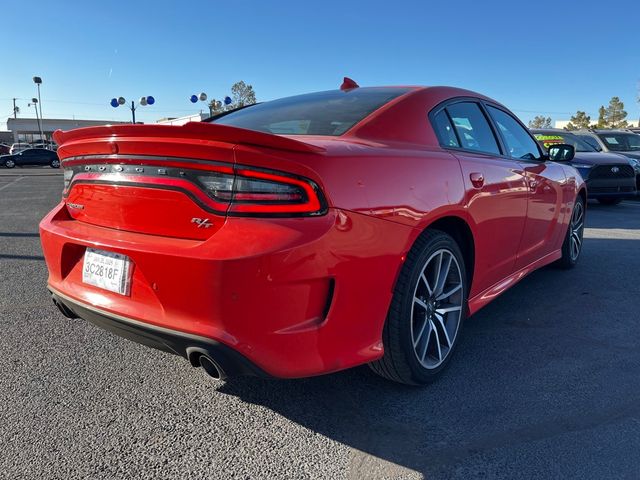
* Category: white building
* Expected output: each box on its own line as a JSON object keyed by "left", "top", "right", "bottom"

{"left": 6, "top": 117, "right": 131, "bottom": 144}
{"left": 155, "top": 113, "right": 208, "bottom": 126}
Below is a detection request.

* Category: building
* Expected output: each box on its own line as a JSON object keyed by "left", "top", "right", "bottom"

{"left": 155, "top": 113, "right": 208, "bottom": 126}
{"left": 554, "top": 119, "right": 640, "bottom": 129}
{"left": 6, "top": 117, "right": 131, "bottom": 144}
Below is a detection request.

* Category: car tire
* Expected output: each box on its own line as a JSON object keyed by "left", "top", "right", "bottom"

{"left": 556, "top": 195, "right": 585, "bottom": 269}
{"left": 597, "top": 198, "right": 622, "bottom": 205}
{"left": 369, "top": 230, "right": 468, "bottom": 385}
{"left": 50, "top": 159, "right": 60, "bottom": 168}
{"left": 4, "top": 159, "right": 15, "bottom": 168}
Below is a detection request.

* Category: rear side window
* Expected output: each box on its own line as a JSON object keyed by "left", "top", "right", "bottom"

{"left": 487, "top": 106, "right": 541, "bottom": 160}
{"left": 446, "top": 102, "right": 500, "bottom": 155}
{"left": 432, "top": 110, "right": 459, "bottom": 147}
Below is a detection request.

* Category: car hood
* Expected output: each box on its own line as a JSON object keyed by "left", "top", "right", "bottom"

{"left": 571, "top": 151, "right": 631, "bottom": 165}
{"left": 614, "top": 151, "right": 640, "bottom": 161}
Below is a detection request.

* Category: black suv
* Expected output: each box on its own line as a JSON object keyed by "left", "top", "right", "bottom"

{"left": 0, "top": 148, "right": 60, "bottom": 169}
{"left": 531, "top": 129, "right": 637, "bottom": 205}
{"left": 574, "top": 130, "right": 640, "bottom": 190}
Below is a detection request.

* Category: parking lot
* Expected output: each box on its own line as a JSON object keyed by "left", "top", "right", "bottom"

{"left": 1, "top": 169, "right": 639, "bottom": 479}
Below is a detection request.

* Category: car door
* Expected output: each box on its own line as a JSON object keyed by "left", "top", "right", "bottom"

{"left": 485, "top": 105, "right": 566, "bottom": 270}
{"left": 22, "top": 149, "right": 42, "bottom": 166}
{"left": 432, "top": 101, "right": 529, "bottom": 297}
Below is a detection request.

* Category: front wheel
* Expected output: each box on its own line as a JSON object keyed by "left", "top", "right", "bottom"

{"left": 556, "top": 196, "right": 585, "bottom": 269}
{"left": 50, "top": 159, "right": 60, "bottom": 168}
{"left": 4, "top": 159, "right": 15, "bottom": 168}
{"left": 369, "top": 230, "right": 467, "bottom": 385}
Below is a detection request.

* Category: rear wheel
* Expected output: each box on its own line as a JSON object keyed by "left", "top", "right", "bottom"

{"left": 597, "top": 198, "right": 622, "bottom": 205}
{"left": 369, "top": 230, "right": 467, "bottom": 385}
{"left": 4, "top": 159, "right": 15, "bottom": 168}
{"left": 556, "top": 196, "right": 585, "bottom": 269}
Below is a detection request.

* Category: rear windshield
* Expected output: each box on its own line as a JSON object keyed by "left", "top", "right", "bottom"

{"left": 597, "top": 133, "right": 640, "bottom": 152}
{"left": 533, "top": 132, "right": 596, "bottom": 152}
{"left": 211, "top": 88, "right": 411, "bottom": 136}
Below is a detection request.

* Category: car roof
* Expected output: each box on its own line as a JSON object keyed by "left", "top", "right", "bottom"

{"left": 530, "top": 128, "right": 577, "bottom": 135}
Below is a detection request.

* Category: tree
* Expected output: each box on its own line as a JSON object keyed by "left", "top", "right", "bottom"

{"left": 208, "top": 80, "right": 257, "bottom": 116}
{"left": 603, "top": 96, "right": 628, "bottom": 128}
{"left": 528, "top": 115, "right": 552, "bottom": 128}
{"left": 595, "top": 106, "right": 607, "bottom": 128}
{"left": 230, "top": 81, "right": 256, "bottom": 108}
{"left": 564, "top": 111, "right": 591, "bottom": 130}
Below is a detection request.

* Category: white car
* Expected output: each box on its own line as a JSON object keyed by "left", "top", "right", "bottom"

{"left": 9, "top": 142, "right": 31, "bottom": 154}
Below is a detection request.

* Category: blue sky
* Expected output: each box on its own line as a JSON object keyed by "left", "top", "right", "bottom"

{"left": 2, "top": 0, "right": 640, "bottom": 128}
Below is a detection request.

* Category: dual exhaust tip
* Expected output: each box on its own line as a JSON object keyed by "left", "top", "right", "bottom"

{"left": 186, "top": 347, "right": 227, "bottom": 381}
{"left": 198, "top": 354, "right": 226, "bottom": 381}
{"left": 52, "top": 294, "right": 229, "bottom": 381}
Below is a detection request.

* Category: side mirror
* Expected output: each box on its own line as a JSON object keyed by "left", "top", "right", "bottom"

{"left": 548, "top": 143, "right": 575, "bottom": 162}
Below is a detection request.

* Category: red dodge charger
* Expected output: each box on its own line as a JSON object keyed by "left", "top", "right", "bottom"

{"left": 41, "top": 83, "right": 586, "bottom": 385}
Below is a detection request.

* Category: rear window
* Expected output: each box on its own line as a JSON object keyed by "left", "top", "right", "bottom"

{"left": 598, "top": 133, "right": 640, "bottom": 152}
{"left": 211, "top": 88, "right": 411, "bottom": 136}
{"left": 533, "top": 132, "right": 596, "bottom": 152}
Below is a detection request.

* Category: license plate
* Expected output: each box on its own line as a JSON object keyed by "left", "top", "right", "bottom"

{"left": 82, "top": 248, "right": 132, "bottom": 296}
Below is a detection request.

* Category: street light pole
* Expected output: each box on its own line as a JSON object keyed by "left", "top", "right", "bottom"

{"left": 28, "top": 98, "right": 44, "bottom": 142}
{"left": 33, "top": 76, "right": 43, "bottom": 121}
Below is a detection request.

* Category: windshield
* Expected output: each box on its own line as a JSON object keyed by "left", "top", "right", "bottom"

{"left": 597, "top": 133, "right": 640, "bottom": 152}
{"left": 533, "top": 133, "right": 596, "bottom": 152}
{"left": 211, "top": 88, "right": 411, "bottom": 136}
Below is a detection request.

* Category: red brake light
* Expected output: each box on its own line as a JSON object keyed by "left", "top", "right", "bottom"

{"left": 197, "top": 167, "right": 326, "bottom": 216}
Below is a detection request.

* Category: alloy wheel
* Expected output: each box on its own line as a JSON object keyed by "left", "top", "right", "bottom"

{"left": 569, "top": 201, "right": 584, "bottom": 261}
{"left": 410, "top": 249, "right": 464, "bottom": 369}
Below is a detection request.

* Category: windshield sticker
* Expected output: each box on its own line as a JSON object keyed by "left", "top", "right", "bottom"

{"left": 604, "top": 137, "right": 619, "bottom": 144}
{"left": 534, "top": 134, "right": 564, "bottom": 148}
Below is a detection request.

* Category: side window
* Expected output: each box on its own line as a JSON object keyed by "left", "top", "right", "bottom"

{"left": 431, "top": 110, "right": 459, "bottom": 147}
{"left": 487, "top": 106, "right": 541, "bottom": 160}
{"left": 446, "top": 102, "right": 500, "bottom": 155}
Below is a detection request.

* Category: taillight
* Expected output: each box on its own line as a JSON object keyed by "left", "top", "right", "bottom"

{"left": 63, "top": 168, "right": 74, "bottom": 192}
{"left": 197, "top": 167, "right": 325, "bottom": 216}
{"left": 62, "top": 162, "right": 327, "bottom": 217}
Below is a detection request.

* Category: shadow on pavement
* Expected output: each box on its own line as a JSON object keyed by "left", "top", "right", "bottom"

{"left": 216, "top": 236, "right": 640, "bottom": 476}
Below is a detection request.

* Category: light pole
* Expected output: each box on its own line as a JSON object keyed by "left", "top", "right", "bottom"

{"left": 28, "top": 98, "right": 44, "bottom": 142}
{"left": 110, "top": 95, "right": 155, "bottom": 123}
{"left": 33, "top": 76, "right": 43, "bottom": 120}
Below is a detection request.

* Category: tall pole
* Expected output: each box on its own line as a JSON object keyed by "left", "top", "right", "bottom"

{"left": 130, "top": 101, "right": 136, "bottom": 124}
{"left": 12, "top": 98, "right": 17, "bottom": 118}
{"left": 32, "top": 102, "right": 44, "bottom": 142}
{"left": 36, "top": 83, "right": 43, "bottom": 120}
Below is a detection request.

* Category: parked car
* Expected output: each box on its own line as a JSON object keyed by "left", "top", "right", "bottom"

{"left": 42, "top": 85, "right": 586, "bottom": 385}
{"left": 574, "top": 129, "right": 640, "bottom": 190}
{"left": 0, "top": 143, "right": 10, "bottom": 155}
{"left": 1, "top": 148, "right": 61, "bottom": 168}
{"left": 532, "top": 129, "right": 637, "bottom": 205}
{"left": 9, "top": 142, "right": 31, "bottom": 154}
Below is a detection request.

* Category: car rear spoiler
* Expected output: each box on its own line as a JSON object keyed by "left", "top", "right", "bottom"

{"left": 53, "top": 122, "right": 325, "bottom": 154}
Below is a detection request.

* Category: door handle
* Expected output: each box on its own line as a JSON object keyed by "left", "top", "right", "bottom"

{"left": 470, "top": 172, "right": 484, "bottom": 189}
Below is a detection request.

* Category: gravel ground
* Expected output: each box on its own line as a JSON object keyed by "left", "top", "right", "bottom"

{"left": 1, "top": 173, "right": 639, "bottom": 479}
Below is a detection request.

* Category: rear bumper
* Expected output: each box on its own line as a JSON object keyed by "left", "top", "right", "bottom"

{"left": 40, "top": 202, "right": 413, "bottom": 378}
{"left": 50, "top": 287, "right": 268, "bottom": 377}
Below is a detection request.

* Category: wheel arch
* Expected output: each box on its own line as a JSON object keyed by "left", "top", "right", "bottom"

{"left": 395, "top": 214, "right": 476, "bottom": 297}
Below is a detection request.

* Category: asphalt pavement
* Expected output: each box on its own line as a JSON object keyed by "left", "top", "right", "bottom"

{"left": 1, "top": 172, "right": 639, "bottom": 479}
